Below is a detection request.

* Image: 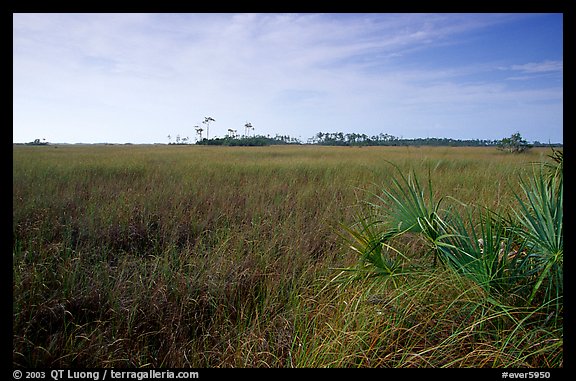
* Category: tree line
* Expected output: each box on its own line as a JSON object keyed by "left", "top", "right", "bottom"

{"left": 308, "top": 131, "right": 559, "bottom": 149}
{"left": 185, "top": 131, "right": 560, "bottom": 150}
{"left": 166, "top": 115, "right": 560, "bottom": 150}
{"left": 196, "top": 134, "right": 301, "bottom": 146}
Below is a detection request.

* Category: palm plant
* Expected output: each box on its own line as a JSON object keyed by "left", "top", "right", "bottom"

{"left": 245, "top": 122, "right": 253, "bottom": 137}
{"left": 337, "top": 163, "right": 455, "bottom": 285}
{"left": 542, "top": 147, "right": 563, "bottom": 189}
{"left": 438, "top": 151, "right": 562, "bottom": 312}
{"left": 341, "top": 150, "right": 562, "bottom": 317}
{"left": 367, "top": 163, "right": 451, "bottom": 267}
{"left": 337, "top": 214, "right": 409, "bottom": 283}
{"left": 511, "top": 162, "right": 562, "bottom": 310}
{"left": 195, "top": 127, "right": 203, "bottom": 141}
{"left": 437, "top": 207, "right": 528, "bottom": 299}
{"left": 203, "top": 117, "right": 215, "bottom": 139}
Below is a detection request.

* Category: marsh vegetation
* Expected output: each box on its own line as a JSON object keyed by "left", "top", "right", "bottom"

{"left": 13, "top": 145, "right": 562, "bottom": 367}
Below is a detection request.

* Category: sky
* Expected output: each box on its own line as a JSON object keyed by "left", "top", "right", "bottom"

{"left": 13, "top": 13, "right": 563, "bottom": 144}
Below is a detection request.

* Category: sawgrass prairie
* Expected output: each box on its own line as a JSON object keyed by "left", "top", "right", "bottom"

{"left": 13, "top": 145, "right": 562, "bottom": 367}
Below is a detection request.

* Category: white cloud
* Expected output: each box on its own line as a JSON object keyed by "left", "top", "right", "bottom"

{"left": 510, "top": 60, "right": 563, "bottom": 73}
{"left": 13, "top": 13, "right": 563, "bottom": 143}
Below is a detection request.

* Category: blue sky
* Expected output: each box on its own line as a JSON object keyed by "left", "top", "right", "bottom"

{"left": 13, "top": 13, "right": 563, "bottom": 144}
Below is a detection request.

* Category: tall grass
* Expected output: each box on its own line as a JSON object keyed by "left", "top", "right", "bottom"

{"left": 339, "top": 148, "right": 562, "bottom": 366}
{"left": 13, "top": 145, "right": 561, "bottom": 367}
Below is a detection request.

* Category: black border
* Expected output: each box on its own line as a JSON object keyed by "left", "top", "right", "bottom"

{"left": 9, "top": 0, "right": 572, "bottom": 375}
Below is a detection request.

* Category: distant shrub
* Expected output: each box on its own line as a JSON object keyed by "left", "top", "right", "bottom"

{"left": 498, "top": 132, "right": 531, "bottom": 153}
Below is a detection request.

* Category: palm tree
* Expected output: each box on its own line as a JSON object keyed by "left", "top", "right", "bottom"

{"left": 244, "top": 122, "right": 253, "bottom": 137}
{"left": 195, "top": 127, "right": 203, "bottom": 141}
{"left": 203, "top": 117, "right": 215, "bottom": 139}
{"left": 167, "top": 134, "right": 172, "bottom": 144}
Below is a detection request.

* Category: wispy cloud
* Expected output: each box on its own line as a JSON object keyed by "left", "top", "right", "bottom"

{"left": 13, "top": 13, "right": 563, "bottom": 143}
{"left": 509, "top": 60, "right": 563, "bottom": 73}
{"left": 501, "top": 60, "right": 563, "bottom": 82}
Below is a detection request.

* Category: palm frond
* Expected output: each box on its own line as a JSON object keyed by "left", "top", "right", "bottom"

{"left": 512, "top": 164, "right": 563, "bottom": 308}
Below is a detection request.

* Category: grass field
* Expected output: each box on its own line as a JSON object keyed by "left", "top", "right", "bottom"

{"left": 12, "top": 145, "right": 562, "bottom": 367}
